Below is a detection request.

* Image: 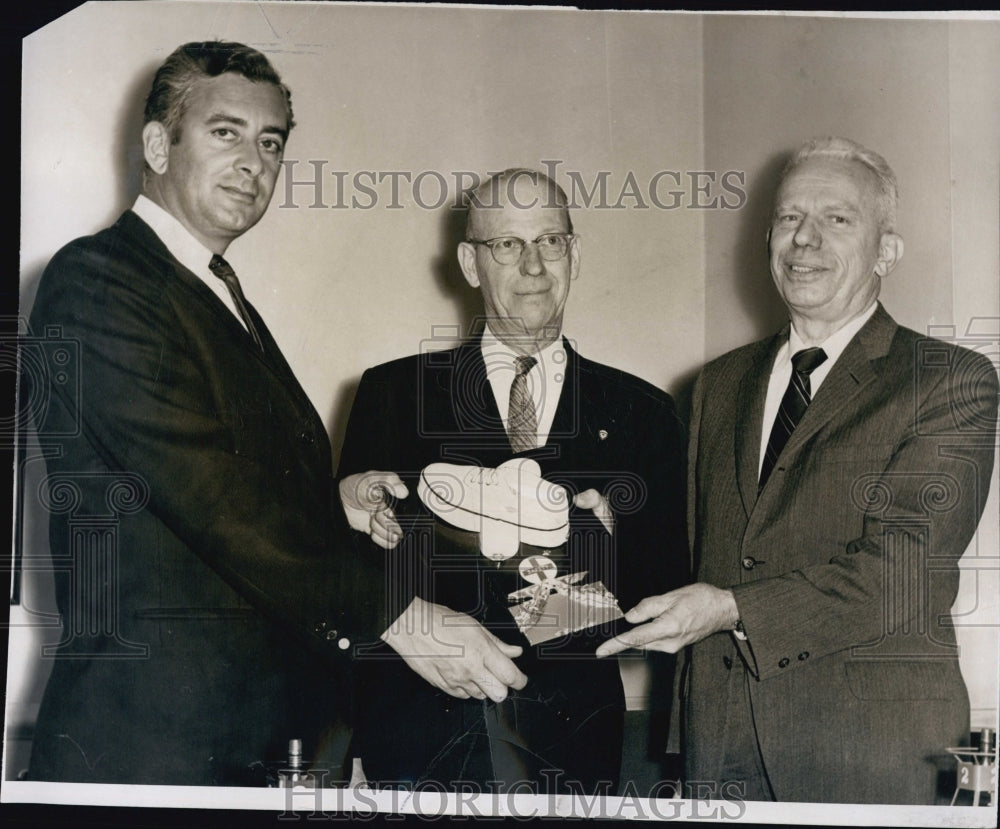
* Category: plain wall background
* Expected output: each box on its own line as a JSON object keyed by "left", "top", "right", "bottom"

{"left": 10, "top": 2, "right": 999, "bottom": 778}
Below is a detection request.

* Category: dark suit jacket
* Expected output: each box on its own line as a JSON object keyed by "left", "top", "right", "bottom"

{"left": 684, "top": 304, "right": 998, "bottom": 803}
{"left": 337, "top": 335, "right": 688, "bottom": 784}
{"left": 25, "top": 210, "right": 385, "bottom": 785}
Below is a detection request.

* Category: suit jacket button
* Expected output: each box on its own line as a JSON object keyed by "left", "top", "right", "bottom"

{"left": 325, "top": 629, "right": 339, "bottom": 641}
{"left": 797, "top": 651, "right": 809, "bottom": 661}
{"left": 722, "top": 656, "right": 733, "bottom": 670}
{"left": 778, "top": 657, "right": 790, "bottom": 668}
{"left": 312, "top": 621, "right": 327, "bottom": 634}
{"left": 337, "top": 637, "right": 350, "bottom": 650}
{"left": 741, "top": 556, "right": 756, "bottom": 571}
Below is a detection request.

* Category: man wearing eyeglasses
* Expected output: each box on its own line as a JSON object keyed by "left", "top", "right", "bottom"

{"left": 337, "top": 169, "right": 688, "bottom": 793}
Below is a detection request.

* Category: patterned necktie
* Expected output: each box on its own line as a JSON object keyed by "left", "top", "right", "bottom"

{"left": 208, "top": 254, "right": 264, "bottom": 351}
{"left": 759, "top": 347, "right": 828, "bottom": 490}
{"left": 508, "top": 355, "right": 538, "bottom": 453}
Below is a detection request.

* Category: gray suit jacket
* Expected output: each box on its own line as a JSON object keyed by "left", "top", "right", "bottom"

{"left": 684, "top": 303, "right": 997, "bottom": 803}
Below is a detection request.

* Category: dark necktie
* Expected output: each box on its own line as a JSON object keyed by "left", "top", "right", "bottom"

{"left": 208, "top": 254, "right": 264, "bottom": 351}
{"left": 508, "top": 355, "right": 538, "bottom": 453}
{"left": 759, "top": 346, "right": 828, "bottom": 490}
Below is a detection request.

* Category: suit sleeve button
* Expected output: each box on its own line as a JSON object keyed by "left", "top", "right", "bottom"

{"left": 722, "top": 656, "right": 733, "bottom": 670}
{"left": 797, "top": 652, "right": 809, "bottom": 661}
{"left": 741, "top": 556, "right": 756, "bottom": 570}
{"left": 337, "top": 637, "right": 351, "bottom": 650}
{"left": 778, "top": 657, "right": 790, "bottom": 668}
{"left": 325, "top": 629, "right": 339, "bottom": 641}
{"left": 312, "top": 621, "right": 327, "bottom": 634}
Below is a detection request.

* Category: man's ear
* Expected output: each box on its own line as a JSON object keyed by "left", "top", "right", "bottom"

{"left": 874, "top": 232, "right": 904, "bottom": 278}
{"left": 142, "top": 121, "right": 170, "bottom": 175}
{"left": 568, "top": 234, "right": 581, "bottom": 281}
{"left": 457, "top": 242, "right": 481, "bottom": 288}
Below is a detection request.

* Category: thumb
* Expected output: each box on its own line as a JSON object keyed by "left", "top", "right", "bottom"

{"left": 573, "top": 488, "right": 602, "bottom": 510}
{"left": 380, "top": 473, "right": 409, "bottom": 500}
{"left": 595, "top": 635, "right": 632, "bottom": 658}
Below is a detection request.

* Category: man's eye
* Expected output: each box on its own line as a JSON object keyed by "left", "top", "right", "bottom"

{"left": 828, "top": 215, "right": 849, "bottom": 225}
{"left": 536, "top": 235, "right": 559, "bottom": 247}
{"left": 212, "top": 128, "right": 236, "bottom": 140}
{"left": 494, "top": 238, "right": 520, "bottom": 251}
{"left": 775, "top": 214, "right": 799, "bottom": 224}
{"left": 260, "top": 138, "right": 284, "bottom": 155}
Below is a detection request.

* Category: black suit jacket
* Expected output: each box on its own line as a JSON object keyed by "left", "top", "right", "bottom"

{"left": 25, "top": 211, "right": 384, "bottom": 785}
{"left": 685, "top": 305, "right": 998, "bottom": 803}
{"left": 337, "top": 335, "right": 688, "bottom": 781}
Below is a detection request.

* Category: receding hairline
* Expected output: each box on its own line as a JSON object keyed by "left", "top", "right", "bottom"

{"left": 779, "top": 136, "right": 898, "bottom": 233}
{"left": 465, "top": 168, "right": 573, "bottom": 239}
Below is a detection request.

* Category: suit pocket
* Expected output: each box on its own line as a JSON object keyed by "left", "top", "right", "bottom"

{"left": 844, "top": 659, "right": 963, "bottom": 701}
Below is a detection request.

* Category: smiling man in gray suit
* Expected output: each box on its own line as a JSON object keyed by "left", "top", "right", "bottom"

{"left": 598, "top": 137, "right": 998, "bottom": 804}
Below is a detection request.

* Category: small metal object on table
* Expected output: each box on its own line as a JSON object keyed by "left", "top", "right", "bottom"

{"left": 947, "top": 727, "right": 996, "bottom": 806}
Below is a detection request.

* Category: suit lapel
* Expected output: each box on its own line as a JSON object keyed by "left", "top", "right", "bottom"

{"left": 549, "top": 337, "right": 581, "bottom": 440}
{"left": 120, "top": 211, "right": 321, "bottom": 422}
{"left": 772, "top": 305, "right": 897, "bottom": 468}
{"left": 737, "top": 333, "right": 784, "bottom": 514}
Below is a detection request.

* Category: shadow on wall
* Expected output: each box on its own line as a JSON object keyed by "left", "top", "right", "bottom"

{"left": 328, "top": 201, "right": 480, "bottom": 470}
{"left": 432, "top": 197, "right": 489, "bottom": 340}
{"left": 732, "top": 150, "right": 791, "bottom": 346}
{"left": 19, "top": 60, "right": 153, "bottom": 321}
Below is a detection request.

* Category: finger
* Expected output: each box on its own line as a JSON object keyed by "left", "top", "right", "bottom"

{"left": 370, "top": 525, "right": 400, "bottom": 550}
{"left": 381, "top": 474, "right": 409, "bottom": 500}
{"left": 492, "top": 640, "right": 523, "bottom": 660}
{"left": 457, "top": 684, "right": 486, "bottom": 700}
{"left": 473, "top": 675, "right": 511, "bottom": 703}
{"left": 595, "top": 635, "right": 632, "bottom": 658}
{"left": 482, "top": 650, "right": 528, "bottom": 692}
{"left": 371, "top": 508, "right": 395, "bottom": 529}
{"left": 615, "top": 619, "right": 680, "bottom": 652}
{"left": 624, "top": 593, "right": 674, "bottom": 623}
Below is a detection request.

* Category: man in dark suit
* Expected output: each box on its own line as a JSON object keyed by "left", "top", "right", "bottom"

{"left": 597, "top": 137, "right": 999, "bottom": 803}
{"left": 25, "top": 41, "right": 387, "bottom": 785}
{"left": 337, "top": 169, "right": 688, "bottom": 793}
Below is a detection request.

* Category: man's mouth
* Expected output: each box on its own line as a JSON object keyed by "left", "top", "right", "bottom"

{"left": 221, "top": 186, "right": 257, "bottom": 203}
{"left": 786, "top": 263, "right": 825, "bottom": 275}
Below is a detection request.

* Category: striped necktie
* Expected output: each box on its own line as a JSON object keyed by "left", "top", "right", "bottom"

{"left": 208, "top": 254, "right": 264, "bottom": 352}
{"left": 759, "top": 346, "right": 828, "bottom": 490}
{"left": 508, "top": 355, "right": 538, "bottom": 453}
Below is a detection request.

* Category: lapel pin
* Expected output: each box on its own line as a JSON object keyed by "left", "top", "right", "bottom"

{"left": 598, "top": 429, "right": 608, "bottom": 441}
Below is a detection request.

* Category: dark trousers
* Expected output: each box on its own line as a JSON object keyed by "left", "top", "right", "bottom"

{"left": 353, "top": 644, "right": 624, "bottom": 794}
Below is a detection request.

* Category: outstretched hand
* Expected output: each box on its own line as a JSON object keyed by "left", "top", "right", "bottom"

{"left": 382, "top": 596, "right": 528, "bottom": 702}
{"left": 595, "top": 583, "right": 739, "bottom": 657}
{"left": 339, "top": 470, "right": 409, "bottom": 549}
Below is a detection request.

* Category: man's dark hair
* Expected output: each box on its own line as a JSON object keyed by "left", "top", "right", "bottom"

{"left": 143, "top": 40, "right": 295, "bottom": 142}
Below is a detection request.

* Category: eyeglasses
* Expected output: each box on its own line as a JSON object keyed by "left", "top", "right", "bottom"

{"left": 467, "top": 233, "right": 574, "bottom": 265}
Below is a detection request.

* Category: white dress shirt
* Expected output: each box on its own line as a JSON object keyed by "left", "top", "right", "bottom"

{"left": 758, "top": 302, "right": 878, "bottom": 477}
{"left": 131, "top": 195, "right": 248, "bottom": 333}
{"left": 481, "top": 324, "right": 567, "bottom": 448}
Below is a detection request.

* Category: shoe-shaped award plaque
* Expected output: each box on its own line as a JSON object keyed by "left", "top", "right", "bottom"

{"left": 417, "top": 458, "right": 570, "bottom": 561}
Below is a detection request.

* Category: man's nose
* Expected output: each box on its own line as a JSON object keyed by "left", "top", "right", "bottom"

{"left": 235, "top": 142, "right": 264, "bottom": 177}
{"left": 792, "top": 216, "right": 821, "bottom": 248}
{"left": 520, "top": 241, "right": 545, "bottom": 275}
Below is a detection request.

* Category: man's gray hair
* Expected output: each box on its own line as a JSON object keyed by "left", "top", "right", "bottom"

{"left": 783, "top": 137, "right": 898, "bottom": 233}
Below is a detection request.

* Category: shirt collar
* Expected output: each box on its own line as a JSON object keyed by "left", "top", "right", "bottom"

{"left": 132, "top": 194, "right": 216, "bottom": 275}
{"left": 481, "top": 323, "right": 564, "bottom": 368}
{"left": 788, "top": 301, "right": 878, "bottom": 363}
